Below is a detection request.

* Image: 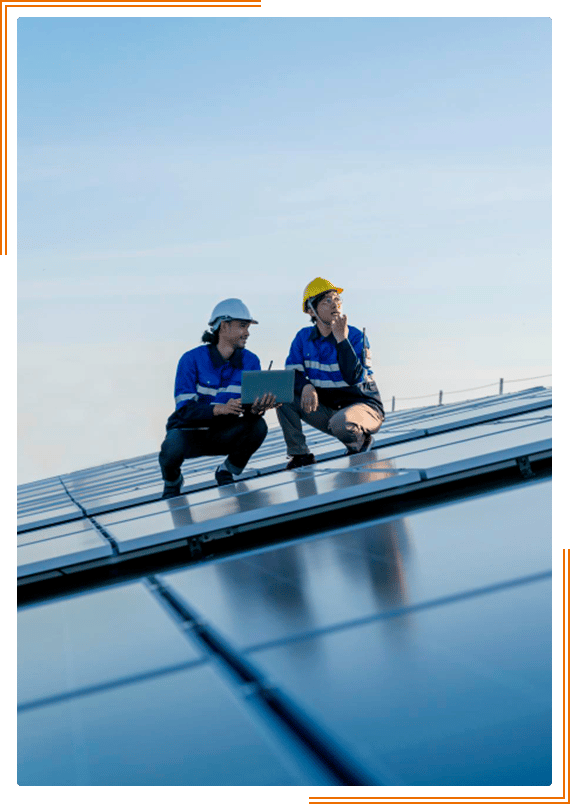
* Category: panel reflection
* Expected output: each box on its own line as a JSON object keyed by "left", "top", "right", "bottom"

{"left": 164, "top": 487, "right": 412, "bottom": 651}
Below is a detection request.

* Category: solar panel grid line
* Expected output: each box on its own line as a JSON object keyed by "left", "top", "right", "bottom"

{"left": 422, "top": 403, "right": 553, "bottom": 435}
{"left": 17, "top": 483, "right": 68, "bottom": 499}
{"left": 152, "top": 528, "right": 550, "bottom": 784}
{"left": 17, "top": 655, "right": 210, "bottom": 714}
{"left": 18, "top": 525, "right": 93, "bottom": 547}
{"left": 387, "top": 387, "right": 550, "bottom": 422}
{"left": 253, "top": 582, "right": 552, "bottom": 786}
{"left": 420, "top": 440, "right": 552, "bottom": 481}
{"left": 62, "top": 471, "right": 159, "bottom": 493}
{"left": 17, "top": 530, "right": 114, "bottom": 578}
{"left": 17, "top": 390, "right": 552, "bottom": 572}
{"left": 64, "top": 461, "right": 161, "bottom": 484}
{"left": 66, "top": 479, "right": 163, "bottom": 503}
{"left": 18, "top": 499, "right": 73, "bottom": 516}
{"left": 242, "top": 571, "right": 553, "bottom": 656}
{"left": 19, "top": 389, "right": 536, "bottom": 490}
{"left": 416, "top": 407, "right": 549, "bottom": 431}
{"left": 20, "top": 458, "right": 552, "bottom": 586}
{"left": 158, "top": 478, "right": 550, "bottom": 655}
{"left": 17, "top": 508, "right": 85, "bottom": 533}
{"left": 93, "top": 471, "right": 311, "bottom": 527}
{"left": 17, "top": 452, "right": 548, "bottom": 572}
{"left": 16, "top": 390, "right": 551, "bottom": 784}
{"left": 101, "top": 471, "right": 426, "bottom": 555}
{"left": 17, "top": 389, "right": 548, "bottom": 508}
{"left": 16, "top": 499, "right": 76, "bottom": 522}
{"left": 424, "top": 397, "right": 552, "bottom": 421}
{"left": 18, "top": 498, "right": 80, "bottom": 517}
{"left": 132, "top": 576, "right": 343, "bottom": 785}
{"left": 17, "top": 477, "right": 67, "bottom": 492}
{"left": 146, "top": 576, "right": 379, "bottom": 785}
{"left": 17, "top": 570, "right": 64, "bottom": 585}
{"left": 49, "top": 539, "right": 192, "bottom": 578}
{"left": 90, "top": 428, "right": 552, "bottom": 540}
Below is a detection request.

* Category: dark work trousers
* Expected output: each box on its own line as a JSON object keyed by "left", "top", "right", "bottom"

{"left": 158, "top": 415, "right": 268, "bottom": 482}
{"left": 277, "top": 395, "right": 384, "bottom": 454}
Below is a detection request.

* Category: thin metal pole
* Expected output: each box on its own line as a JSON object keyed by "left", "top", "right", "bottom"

{"left": 499, "top": 377, "right": 504, "bottom": 394}
{"left": 391, "top": 396, "right": 395, "bottom": 412}
{"left": 438, "top": 390, "right": 443, "bottom": 405}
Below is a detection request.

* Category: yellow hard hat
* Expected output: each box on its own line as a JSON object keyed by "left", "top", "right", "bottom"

{"left": 302, "top": 277, "right": 343, "bottom": 312}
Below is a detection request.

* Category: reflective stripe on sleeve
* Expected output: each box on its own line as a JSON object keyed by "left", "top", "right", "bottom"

{"left": 196, "top": 384, "right": 218, "bottom": 397}
{"left": 175, "top": 393, "right": 199, "bottom": 404}
{"left": 196, "top": 383, "right": 242, "bottom": 397}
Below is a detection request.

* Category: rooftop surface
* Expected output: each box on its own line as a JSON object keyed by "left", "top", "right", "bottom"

{"left": 17, "top": 387, "right": 552, "bottom": 786}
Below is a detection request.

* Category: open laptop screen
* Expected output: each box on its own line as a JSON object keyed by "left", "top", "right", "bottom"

{"left": 240, "top": 369, "right": 295, "bottom": 405}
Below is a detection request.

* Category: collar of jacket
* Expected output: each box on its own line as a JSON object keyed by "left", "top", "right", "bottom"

{"left": 308, "top": 325, "right": 335, "bottom": 342}
{"left": 207, "top": 344, "right": 244, "bottom": 369}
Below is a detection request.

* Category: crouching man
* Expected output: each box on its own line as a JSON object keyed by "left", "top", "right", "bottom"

{"left": 159, "top": 299, "right": 276, "bottom": 498}
{"left": 277, "top": 278, "right": 384, "bottom": 468}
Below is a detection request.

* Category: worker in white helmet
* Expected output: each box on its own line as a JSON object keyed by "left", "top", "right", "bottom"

{"left": 277, "top": 278, "right": 384, "bottom": 468}
{"left": 159, "top": 299, "right": 277, "bottom": 497}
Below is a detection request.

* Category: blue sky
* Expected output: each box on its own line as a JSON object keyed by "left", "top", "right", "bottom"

{"left": 17, "top": 16, "right": 552, "bottom": 483}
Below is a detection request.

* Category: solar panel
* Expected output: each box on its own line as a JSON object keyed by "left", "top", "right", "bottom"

{"left": 248, "top": 577, "right": 551, "bottom": 785}
{"left": 17, "top": 526, "right": 113, "bottom": 578}
{"left": 18, "top": 580, "right": 204, "bottom": 708}
{"left": 18, "top": 662, "right": 322, "bottom": 785}
{"left": 17, "top": 387, "right": 553, "bottom": 786}
{"left": 160, "top": 479, "right": 551, "bottom": 650}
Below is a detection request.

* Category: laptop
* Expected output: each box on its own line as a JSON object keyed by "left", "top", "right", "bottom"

{"left": 240, "top": 369, "right": 295, "bottom": 405}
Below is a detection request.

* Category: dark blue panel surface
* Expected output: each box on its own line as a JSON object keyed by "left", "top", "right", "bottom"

{"left": 17, "top": 518, "right": 93, "bottom": 546}
{"left": 249, "top": 579, "right": 552, "bottom": 786}
{"left": 101, "top": 465, "right": 421, "bottom": 552}
{"left": 18, "top": 663, "right": 304, "bottom": 785}
{"left": 18, "top": 581, "right": 203, "bottom": 706}
{"left": 162, "top": 479, "right": 551, "bottom": 649}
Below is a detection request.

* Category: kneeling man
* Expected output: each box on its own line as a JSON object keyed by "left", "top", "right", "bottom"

{"left": 277, "top": 278, "right": 384, "bottom": 468}
{"left": 159, "top": 298, "right": 275, "bottom": 497}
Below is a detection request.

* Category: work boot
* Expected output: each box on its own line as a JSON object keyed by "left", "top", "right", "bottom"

{"left": 215, "top": 466, "right": 235, "bottom": 486}
{"left": 286, "top": 453, "right": 316, "bottom": 470}
{"left": 346, "top": 434, "right": 375, "bottom": 455}
{"left": 162, "top": 474, "right": 183, "bottom": 499}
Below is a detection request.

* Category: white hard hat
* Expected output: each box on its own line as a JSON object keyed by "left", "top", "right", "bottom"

{"left": 208, "top": 298, "right": 259, "bottom": 330}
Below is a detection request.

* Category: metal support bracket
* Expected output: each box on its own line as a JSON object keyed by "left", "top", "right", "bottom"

{"left": 516, "top": 456, "right": 535, "bottom": 479}
{"left": 188, "top": 537, "right": 203, "bottom": 559}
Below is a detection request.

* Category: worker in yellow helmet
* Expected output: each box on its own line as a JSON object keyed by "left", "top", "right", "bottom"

{"left": 277, "top": 278, "right": 384, "bottom": 468}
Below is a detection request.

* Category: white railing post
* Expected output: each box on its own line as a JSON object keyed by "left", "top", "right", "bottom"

{"left": 391, "top": 396, "right": 395, "bottom": 412}
{"left": 499, "top": 378, "right": 504, "bottom": 394}
{"left": 438, "top": 390, "right": 443, "bottom": 405}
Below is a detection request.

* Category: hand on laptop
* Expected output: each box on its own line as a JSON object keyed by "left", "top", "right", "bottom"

{"left": 251, "top": 393, "right": 280, "bottom": 415}
{"left": 213, "top": 398, "right": 244, "bottom": 416}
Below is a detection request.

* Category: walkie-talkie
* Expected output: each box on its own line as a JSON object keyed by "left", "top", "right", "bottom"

{"left": 362, "top": 327, "right": 371, "bottom": 368}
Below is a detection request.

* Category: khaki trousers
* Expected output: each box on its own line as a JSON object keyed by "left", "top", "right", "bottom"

{"left": 277, "top": 395, "right": 383, "bottom": 455}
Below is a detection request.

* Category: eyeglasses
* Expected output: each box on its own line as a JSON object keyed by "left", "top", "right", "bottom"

{"left": 318, "top": 294, "right": 342, "bottom": 306}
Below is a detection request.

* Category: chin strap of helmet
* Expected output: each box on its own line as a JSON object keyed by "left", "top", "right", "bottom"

{"left": 308, "top": 299, "right": 327, "bottom": 328}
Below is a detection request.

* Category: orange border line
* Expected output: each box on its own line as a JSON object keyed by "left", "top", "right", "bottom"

{"left": 310, "top": 550, "right": 567, "bottom": 802}
{"left": 3, "top": 0, "right": 261, "bottom": 9}
{"left": 3, "top": 0, "right": 261, "bottom": 8}
{"left": 3, "top": 1, "right": 7, "bottom": 254}
{"left": 5, "top": 3, "right": 260, "bottom": 5}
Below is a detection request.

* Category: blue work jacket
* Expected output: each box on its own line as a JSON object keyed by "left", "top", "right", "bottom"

{"left": 166, "top": 344, "right": 261, "bottom": 430}
{"left": 285, "top": 325, "right": 384, "bottom": 415}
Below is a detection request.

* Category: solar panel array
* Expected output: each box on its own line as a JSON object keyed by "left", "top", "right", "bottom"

{"left": 18, "top": 387, "right": 552, "bottom": 786}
